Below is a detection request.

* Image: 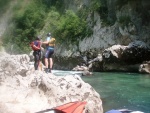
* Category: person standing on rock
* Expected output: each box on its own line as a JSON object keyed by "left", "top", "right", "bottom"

{"left": 30, "top": 36, "right": 42, "bottom": 70}
{"left": 42, "top": 33, "right": 56, "bottom": 73}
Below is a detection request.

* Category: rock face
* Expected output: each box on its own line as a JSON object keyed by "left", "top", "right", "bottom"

{"left": 0, "top": 53, "right": 103, "bottom": 113}
{"left": 88, "top": 41, "right": 150, "bottom": 73}
{"left": 53, "top": 0, "right": 150, "bottom": 71}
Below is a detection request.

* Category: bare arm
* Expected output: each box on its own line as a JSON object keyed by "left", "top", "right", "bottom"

{"left": 42, "top": 41, "right": 49, "bottom": 45}
{"left": 33, "top": 45, "right": 40, "bottom": 50}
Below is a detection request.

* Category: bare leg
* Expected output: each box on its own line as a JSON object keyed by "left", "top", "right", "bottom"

{"left": 48, "top": 58, "right": 53, "bottom": 73}
{"left": 49, "top": 58, "right": 53, "bottom": 69}
{"left": 45, "top": 58, "right": 49, "bottom": 68}
{"left": 38, "top": 61, "right": 42, "bottom": 71}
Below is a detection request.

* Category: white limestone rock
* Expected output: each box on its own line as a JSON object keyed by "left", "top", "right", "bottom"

{"left": 0, "top": 53, "right": 103, "bottom": 113}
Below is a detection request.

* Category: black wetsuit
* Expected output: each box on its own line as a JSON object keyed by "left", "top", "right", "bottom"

{"left": 33, "top": 41, "right": 41, "bottom": 70}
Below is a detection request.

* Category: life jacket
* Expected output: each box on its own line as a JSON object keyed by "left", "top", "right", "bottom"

{"left": 48, "top": 37, "right": 56, "bottom": 47}
{"left": 30, "top": 40, "right": 41, "bottom": 51}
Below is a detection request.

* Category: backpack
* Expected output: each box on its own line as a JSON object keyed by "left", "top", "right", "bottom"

{"left": 30, "top": 41, "right": 41, "bottom": 51}
{"left": 48, "top": 37, "right": 56, "bottom": 47}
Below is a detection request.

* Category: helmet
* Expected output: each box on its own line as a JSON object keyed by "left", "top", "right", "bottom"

{"left": 47, "top": 33, "right": 51, "bottom": 36}
{"left": 36, "top": 36, "right": 41, "bottom": 40}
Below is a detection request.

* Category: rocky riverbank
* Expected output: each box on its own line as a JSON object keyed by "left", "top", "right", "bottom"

{"left": 0, "top": 52, "right": 103, "bottom": 113}
{"left": 54, "top": 41, "right": 150, "bottom": 74}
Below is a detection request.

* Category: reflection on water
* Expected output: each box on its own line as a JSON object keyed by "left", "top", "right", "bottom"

{"left": 82, "top": 72, "right": 150, "bottom": 113}
{"left": 53, "top": 71, "right": 150, "bottom": 113}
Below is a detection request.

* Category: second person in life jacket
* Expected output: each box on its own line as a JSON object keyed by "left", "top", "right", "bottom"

{"left": 42, "top": 33, "right": 56, "bottom": 73}
{"left": 30, "top": 36, "right": 42, "bottom": 70}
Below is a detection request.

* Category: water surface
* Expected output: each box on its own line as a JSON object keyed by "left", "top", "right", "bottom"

{"left": 82, "top": 72, "right": 150, "bottom": 113}
{"left": 53, "top": 70, "right": 150, "bottom": 113}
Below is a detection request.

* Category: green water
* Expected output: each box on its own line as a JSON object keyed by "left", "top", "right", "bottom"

{"left": 53, "top": 70, "right": 150, "bottom": 113}
{"left": 82, "top": 72, "right": 150, "bottom": 113}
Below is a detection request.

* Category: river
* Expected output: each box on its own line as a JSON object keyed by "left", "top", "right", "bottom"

{"left": 53, "top": 71, "right": 150, "bottom": 113}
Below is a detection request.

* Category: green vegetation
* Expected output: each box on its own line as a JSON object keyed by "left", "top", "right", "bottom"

{"left": 90, "top": 0, "right": 101, "bottom": 11}
{"left": 118, "top": 15, "right": 131, "bottom": 27}
{"left": 1, "top": 0, "right": 121, "bottom": 54}
{"left": 77, "top": 0, "right": 114, "bottom": 26}
{"left": 116, "top": 0, "right": 129, "bottom": 9}
{"left": 3, "top": 0, "right": 47, "bottom": 53}
{"left": 2, "top": 0, "right": 92, "bottom": 53}
{"left": 0, "top": 0, "right": 10, "bottom": 15}
{"left": 55, "top": 10, "right": 92, "bottom": 45}
{"left": 41, "top": 9, "right": 91, "bottom": 45}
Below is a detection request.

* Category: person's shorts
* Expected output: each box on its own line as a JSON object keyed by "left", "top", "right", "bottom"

{"left": 45, "top": 48, "right": 54, "bottom": 58}
{"left": 33, "top": 50, "right": 41, "bottom": 60}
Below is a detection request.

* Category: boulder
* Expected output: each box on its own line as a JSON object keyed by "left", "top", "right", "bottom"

{"left": 0, "top": 53, "right": 103, "bottom": 113}
{"left": 90, "top": 41, "right": 150, "bottom": 72}
{"left": 72, "top": 65, "right": 93, "bottom": 76}
{"left": 139, "top": 61, "right": 150, "bottom": 74}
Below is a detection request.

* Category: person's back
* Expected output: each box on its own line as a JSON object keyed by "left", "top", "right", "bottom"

{"left": 48, "top": 37, "right": 56, "bottom": 49}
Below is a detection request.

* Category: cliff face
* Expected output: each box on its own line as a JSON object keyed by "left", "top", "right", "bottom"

{"left": 54, "top": 0, "right": 150, "bottom": 70}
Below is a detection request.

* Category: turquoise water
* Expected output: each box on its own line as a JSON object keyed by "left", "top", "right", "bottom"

{"left": 82, "top": 72, "right": 150, "bottom": 113}
{"left": 53, "top": 71, "right": 150, "bottom": 113}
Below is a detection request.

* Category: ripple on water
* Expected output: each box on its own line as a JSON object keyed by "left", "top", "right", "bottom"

{"left": 82, "top": 72, "right": 150, "bottom": 113}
